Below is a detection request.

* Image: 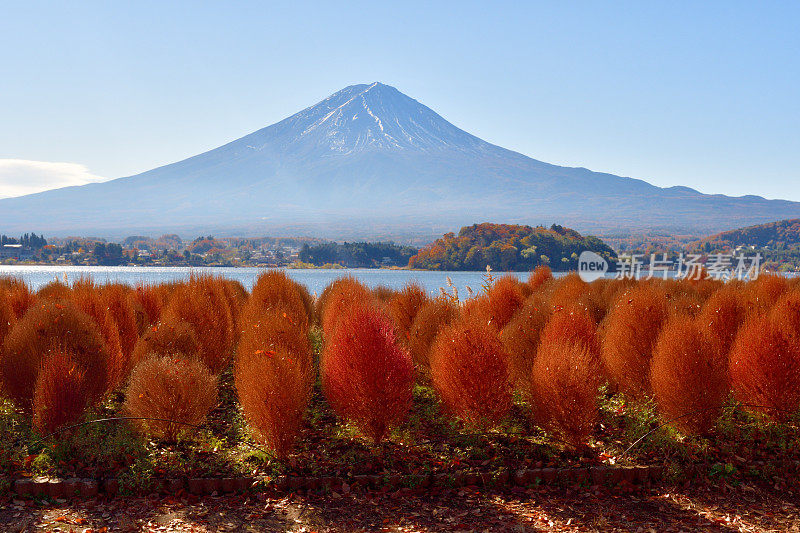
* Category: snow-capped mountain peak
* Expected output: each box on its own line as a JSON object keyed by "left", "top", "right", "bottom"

{"left": 250, "top": 82, "right": 487, "bottom": 155}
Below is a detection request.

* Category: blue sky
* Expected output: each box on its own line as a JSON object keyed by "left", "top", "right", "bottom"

{"left": 1, "top": 1, "right": 798, "bottom": 200}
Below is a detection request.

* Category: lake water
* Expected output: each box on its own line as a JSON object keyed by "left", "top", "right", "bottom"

{"left": 0, "top": 265, "right": 535, "bottom": 298}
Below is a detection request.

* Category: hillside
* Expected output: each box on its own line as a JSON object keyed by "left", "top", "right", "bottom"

{"left": 1, "top": 83, "right": 799, "bottom": 240}
{"left": 691, "top": 218, "right": 800, "bottom": 250}
{"left": 687, "top": 218, "right": 800, "bottom": 272}
{"left": 408, "top": 223, "right": 616, "bottom": 271}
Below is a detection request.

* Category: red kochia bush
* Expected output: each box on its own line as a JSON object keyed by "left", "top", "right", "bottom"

{"left": 530, "top": 340, "right": 600, "bottom": 449}
{"left": 430, "top": 314, "right": 511, "bottom": 429}
{"left": 388, "top": 283, "right": 429, "bottom": 345}
{"left": 601, "top": 283, "right": 669, "bottom": 398}
{"left": 236, "top": 322, "right": 312, "bottom": 458}
{"left": 729, "top": 314, "right": 800, "bottom": 422}
{"left": 322, "top": 304, "right": 413, "bottom": 443}
{"left": 320, "top": 277, "right": 373, "bottom": 337}
{"left": 650, "top": 315, "right": 728, "bottom": 434}
{"left": 408, "top": 296, "right": 459, "bottom": 372}
{"left": 33, "top": 349, "right": 90, "bottom": 434}
{"left": 124, "top": 355, "right": 218, "bottom": 441}
{"left": 1, "top": 300, "right": 109, "bottom": 409}
{"left": 499, "top": 295, "right": 550, "bottom": 391}
{"left": 485, "top": 276, "right": 528, "bottom": 330}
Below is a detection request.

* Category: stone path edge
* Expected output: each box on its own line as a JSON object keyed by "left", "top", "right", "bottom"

{"left": 9, "top": 465, "right": 665, "bottom": 499}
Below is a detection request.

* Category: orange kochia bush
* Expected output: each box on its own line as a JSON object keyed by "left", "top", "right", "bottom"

{"left": 0, "top": 287, "right": 16, "bottom": 346}
{"left": 249, "top": 270, "right": 311, "bottom": 329}
{"left": 696, "top": 285, "right": 746, "bottom": 360}
{"left": 485, "top": 276, "right": 528, "bottom": 330}
{"left": 530, "top": 339, "right": 600, "bottom": 449}
{"left": 1, "top": 300, "right": 109, "bottom": 409}
{"left": 528, "top": 306, "right": 601, "bottom": 448}
{"left": 538, "top": 306, "right": 600, "bottom": 361}
{"left": 160, "top": 276, "right": 235, "bottom": 374}
{"left": 499, "top": 295, "right": 550, "bottom": 391}
{"left": 0, "top": 277, "right": 36, "bottom": 319}
{"left": 131, "top": 317, "right": 201, "bottom": 368}
{"left": 388, "top": 283, "right": 429, "bottom": 345}
{"left": 408, "top": 296, "right": 459, "bottom": 372}
{"left": 322, "top": 303, "right": 413, "bottom": 443}
{"left": 527, "top": 265, "right": 553, "bottom": 292}
{"left": 601, "top": 283, "right": 669, "bottom": 398}
{"left": 430, "top": 314, "right": 511, "bottom": 429}
{"left": 650, "top": 314, "right": 729, "bottom": 434}
{"left": 236, "top": 335, "right": 312, "bottom": 458}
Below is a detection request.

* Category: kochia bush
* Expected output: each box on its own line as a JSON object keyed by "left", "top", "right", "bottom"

{"left": 539, "top": 305, "right": 600, "bottom": 362}
{"left": 697, "top": 286, "right": 746, "bottom": 361}
{"left": 650, "top": 314, "right": 728, "bottom": 434}
{"left": 0, "top": 287, "right": 15, "bottom": 347}
{"left": 238, "top": 301, "right": 313, "bottom": 381}
{"left": 388, "top": 283, "right": 429, "bottom": 345}
{"left": 160, "top": 277, "right": 235, "bottom": 374}
{"left": 0, "top": 277, "right": 35, "bottom": 319}
{"left": 429, "top": 314, "right": 511, "bottom": 429}
{"left": 320, "top": 277, "right": 373, "bottom": 337}
{"left": 527, "top": 266, "right": 553, "bottom": 292}
{"left": 485, "top": 276, "right": 528, "bottom": 330}
{"left": 408, "top": 296, "right": 459, "bottom": 373}
{"left": 499, "top": 295, "right": 550, "bottom": 391}
{"left": 1, "top": 300, "right": 108, "bottom": 409}
{"left": 124, "top": 355, "right": 218, "bottom": 441}
{"left": 322, "top": 304, "right": 413, "bottom": 444}
{"left": 601, "top": 283, "right": 669, "bottom": 398}
{"left": 530, "top": 339, "right": 600, "bottom": 449}
{"left": 236, "top": 341, "right": 311, "bottom": 458}
{"left": 33, "top": 349, "right": 91, "bottom": 434}
{"left": 729, "top": 298, "right": 800, "bottom": 422}
{"left": 249, "top": 270, "right": 311, "bottom": 330}
{"left": 131, "top": 317, "right": 201, "bottom": 368}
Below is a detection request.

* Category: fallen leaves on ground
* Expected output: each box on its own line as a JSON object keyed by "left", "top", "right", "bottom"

{"left": 1, "top": 481, "right": 798, "bottom": 532}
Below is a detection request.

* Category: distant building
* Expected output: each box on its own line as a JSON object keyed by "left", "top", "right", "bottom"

{"left": 0, "top": 244, "right": 33, "bottom": 260}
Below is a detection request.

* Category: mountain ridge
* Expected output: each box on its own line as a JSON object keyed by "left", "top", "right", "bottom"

{"left": 1, "top": 82, "right": 798, "bottom": 242}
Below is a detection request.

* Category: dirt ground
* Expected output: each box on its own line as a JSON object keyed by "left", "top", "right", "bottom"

{"left": 1, "top": 482, "right": 798, "bottom": 533}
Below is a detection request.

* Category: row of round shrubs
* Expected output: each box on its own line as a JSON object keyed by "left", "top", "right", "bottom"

{"left": 2, "top": 269, "right": 800, "bottom": 460}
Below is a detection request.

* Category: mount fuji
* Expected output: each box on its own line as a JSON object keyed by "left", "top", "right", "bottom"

{"left": 1, "top": 82, "right": 798, "bottom": 241}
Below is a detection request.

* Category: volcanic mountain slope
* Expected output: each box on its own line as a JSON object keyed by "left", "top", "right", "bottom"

{"left": 1, "top": 82, "right": 799, "bottom": 241}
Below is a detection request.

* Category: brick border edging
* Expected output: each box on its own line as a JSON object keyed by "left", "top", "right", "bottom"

{"left": 10, "top": 465, "right": 664, "bottom": 499}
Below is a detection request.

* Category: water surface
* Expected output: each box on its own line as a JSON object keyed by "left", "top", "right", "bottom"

{"left": 0, "top": 265, "right": 532, "bottom": 297}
